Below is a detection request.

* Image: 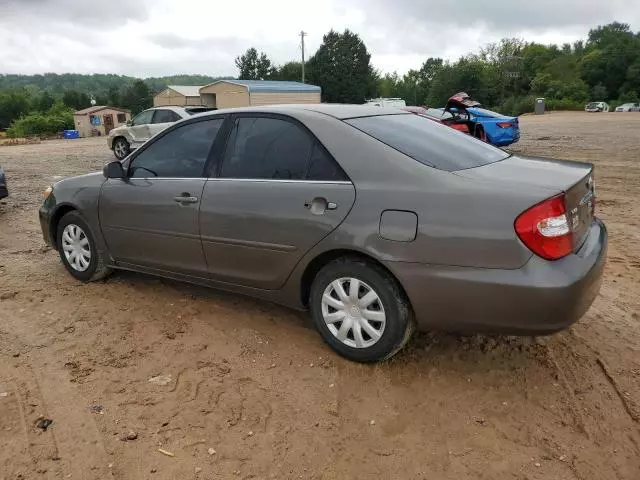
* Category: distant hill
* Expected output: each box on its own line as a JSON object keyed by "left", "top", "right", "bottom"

{"left": 0, "top": 73, "right": 235, "bottom": 94}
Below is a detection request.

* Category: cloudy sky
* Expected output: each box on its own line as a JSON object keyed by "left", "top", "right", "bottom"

{"left": 1, "top": 0, "right": 638, "bottom": 78}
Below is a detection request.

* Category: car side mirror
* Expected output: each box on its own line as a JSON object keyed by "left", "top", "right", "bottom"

{"left": 103, "top": 161, "right": 126, "bottom": 179}
{"left": 126, "top": 120, "right": 133, "bottom": 126}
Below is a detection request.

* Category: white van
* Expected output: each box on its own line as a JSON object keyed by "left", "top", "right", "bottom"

{"left": 365, "top": 98, "right": 407, "bottom": 108}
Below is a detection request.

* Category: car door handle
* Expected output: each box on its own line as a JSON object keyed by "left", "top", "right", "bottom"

{"left": 173, "top": 194, "right": 199, "bottom": 204}
{"left": 304, "top": 197, "right": 337, "bottom": 215}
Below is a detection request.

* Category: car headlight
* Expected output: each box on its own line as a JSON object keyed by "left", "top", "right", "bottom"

{"left": 44, "top": 185, "right": 53, "bottom": 200}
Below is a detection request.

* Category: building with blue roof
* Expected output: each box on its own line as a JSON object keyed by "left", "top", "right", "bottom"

{"left": 198, "top": 79, "right": 321, "bottom": 108}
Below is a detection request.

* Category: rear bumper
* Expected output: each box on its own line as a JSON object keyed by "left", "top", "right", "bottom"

{"left": 491, "top": 128, "right": 519, "bottom": 147}
{"left": 107, "top": 136, "right": 114, "bottom": 150}
{"left": 385, "top": 219, "right": 607, "bottom": 335}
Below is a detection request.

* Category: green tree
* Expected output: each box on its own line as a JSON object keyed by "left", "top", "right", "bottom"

{"left": 235, "top": 48, "right": 275, "bottom": 80}
{"left": 119, "top": 80, "right": 152, "bottom": 114}
{"left": 272, "top": 62, "right": 303, "bottom": 81}
{"left": 35, "top": 91, "right": 55, "bottom": 112}
{"left": 62, "top": 89, "right": 91, "bottom": 110}
{"left": 591, "top": 83, "right": 608, "bottom": 100}
{"left": 307, "top": 29, "right": 377, "bottom": 103}
{"left": 0, "top": 90, "right": 30, "bottom": 130}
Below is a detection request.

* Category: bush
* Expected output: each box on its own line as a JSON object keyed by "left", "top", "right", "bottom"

{"left": 493, "top": 96, "right": 586, "bottom": 116}
{"left": 544, "top": 98, "right": 585, "bottom": 111}
{"left": 7, "top": 104, "right": 74, "bottom": 138}
{"left": 493, "top": 96, "right": 536, "bottom": 116}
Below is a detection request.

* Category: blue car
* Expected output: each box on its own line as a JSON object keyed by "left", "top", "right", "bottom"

{"left": 442, "top": 92, "right": 520, "bottom": 147}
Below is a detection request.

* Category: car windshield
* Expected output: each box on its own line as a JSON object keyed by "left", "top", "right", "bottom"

{"left": 346, "top": 114, "right": 510, "bottom": 172}
{"left": 468, "top": 107, "right": 505, "bottom": 118}
{"left": 423, "top": 108, "right": 453, "bottom": 120}
{"left": 185, "top": 107, "right": 217, "bottom": 115}
{"left": 586, "top": 103, "right": 599, "bottom": 108}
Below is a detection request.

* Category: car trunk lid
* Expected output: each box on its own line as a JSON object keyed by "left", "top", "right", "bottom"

{"left": 455, "top": 155, "right": 595, "bottom": 253}
{"left": 445, "top": 92, "right": 482, "bottom": 113}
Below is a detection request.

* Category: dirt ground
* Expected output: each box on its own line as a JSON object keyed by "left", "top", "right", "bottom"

{"left": 0, "top": 111, "right": 639, "bottom": 480}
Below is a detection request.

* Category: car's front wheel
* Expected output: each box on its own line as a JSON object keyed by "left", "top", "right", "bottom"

{"left": 309, "top": 257, "right": 414, "bottom": 362}
{"left": 57, "top": 211, "right": 112, "bottom": 282}
{"left": 112, "top": 137, "right": 130, "bottom": 160}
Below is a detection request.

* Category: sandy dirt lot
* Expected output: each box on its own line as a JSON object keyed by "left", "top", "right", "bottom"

{"left": 0, "top": 111, "right": 639, "bottom": 480}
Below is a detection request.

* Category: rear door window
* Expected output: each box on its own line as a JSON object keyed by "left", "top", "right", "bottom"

{"left": 307, "top": 144, "right": 348, "bottom": 181}
{"left": 152, "top": 109, "right": 181, "bottom": 123}
{"left": 346, "top": 114, "right": 509, "bottom": 171}
{"left": 220, "top": 117, "right": 313, "bottom": 180}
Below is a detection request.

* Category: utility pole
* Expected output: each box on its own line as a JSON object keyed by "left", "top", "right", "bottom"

{"left": 300, "top": 31, "right": 306, "bottom": 83}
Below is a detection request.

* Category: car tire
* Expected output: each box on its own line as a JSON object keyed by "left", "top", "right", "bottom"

{"left": 309, "top": 256, "right": 415, "bottom": 362}
{"left": 113, "top": 137, "right": 130, "bottom": 160}
{"left": 56, "top": 211, "right": 112, "bottom": 282}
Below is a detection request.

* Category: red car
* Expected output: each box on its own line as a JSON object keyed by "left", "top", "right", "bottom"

{"left": 401, "top": 105, "right": 472, "bottom": 135}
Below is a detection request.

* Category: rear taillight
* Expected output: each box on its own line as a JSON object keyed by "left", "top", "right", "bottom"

{"left": 515, "top": 194, "right": 573, "bottom": 261}
{"left": 497, "top": 122, "right": 513, "bottom": 128}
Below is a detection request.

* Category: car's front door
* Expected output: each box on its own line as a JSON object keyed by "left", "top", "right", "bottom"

{"left": 199, "top": 114, "right": 356, "bottom": 289}
{"left": 128, "top": 109, "right": 155, "bottom": 147}
{"left": 99, "top": 118, "right": 225, "bottom": 277}
{"left": 150, "top": 109, "right": 182, "bottom": 138}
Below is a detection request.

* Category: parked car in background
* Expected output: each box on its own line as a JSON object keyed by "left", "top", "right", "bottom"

{"left": 585, "top": 102, "right": 610, "bottom": 112}
{"left": 108, "top": 106, "right": 216, "bottom": 160}
{"left": 365, "top": 98, "right": 407, "bottom": 108}
{"left": 615, "top": 102, "right": 640, "bottom": 112}
{"left": 401, "top": 106, "right": 473, "bottom": 135}
{"left": 40, "top": 105, "right": 606, "bottom": 362}
{"left": 0, "top": 166, "right": 7, "bottom": 199}
{"left": 407, "top": 93, "right": 520, "bottom": 147}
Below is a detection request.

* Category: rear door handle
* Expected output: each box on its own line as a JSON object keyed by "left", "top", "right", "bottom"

{"left": 304, "top": 197, "right": 337, "bottom": 215}
{"left": 173, "top": 194, "right": 199, "bottom": 204}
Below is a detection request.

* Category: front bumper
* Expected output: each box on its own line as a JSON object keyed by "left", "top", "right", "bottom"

{"left": 39, "top": 205, "right": 54, "bottom": 246}
{"left": 385, "top": 219, "right": 607, "bottom": 335}
{"left": 0, "top": 171, "right": 7, "bottom": 199}
{"left": 107, "top": 136, "right": 114, "bottom": 150}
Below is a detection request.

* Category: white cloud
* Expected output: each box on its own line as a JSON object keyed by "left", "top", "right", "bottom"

{"left": 0, "top": 0, "right": 638, "bottom": 77}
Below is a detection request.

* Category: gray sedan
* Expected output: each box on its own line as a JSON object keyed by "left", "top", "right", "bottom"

{"left": 39, "top": 105, "right": 607, "bottom": 362}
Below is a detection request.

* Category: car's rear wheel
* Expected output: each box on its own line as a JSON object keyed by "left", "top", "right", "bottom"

{"left": 113, "top": 137, "right": 130, "bottom": 160}
{"left": 57, "top": 211, "right": 112, "bottom": 282}
{"left": 309, "top": 257, "right": 414, "bottom": 362}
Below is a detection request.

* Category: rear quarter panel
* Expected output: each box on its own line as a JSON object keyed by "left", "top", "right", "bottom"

{"left": 278, "top": 111, "right": 543, "bottom": 282}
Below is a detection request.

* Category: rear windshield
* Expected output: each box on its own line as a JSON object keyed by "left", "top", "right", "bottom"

{"left": 345, "top": 114, "right": 509, "bottom": 171}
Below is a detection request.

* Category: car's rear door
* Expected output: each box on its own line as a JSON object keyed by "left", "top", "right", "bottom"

{"left": 99, "top": 117, "right": 225, "bottom": 277}
{"left": 199, "top": 113, "right": 355, "bottom": 289}
{"left": 150, "top": 109, "right": 182, "bottom": 137}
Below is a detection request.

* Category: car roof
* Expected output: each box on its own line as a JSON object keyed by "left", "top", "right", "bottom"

{"left": 195, "top": 104, "right": 408, "bottom": 120}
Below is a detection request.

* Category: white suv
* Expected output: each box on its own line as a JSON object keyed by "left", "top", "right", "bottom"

{"left": 107, "top": 106, "right": 215, "bottom": 160}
